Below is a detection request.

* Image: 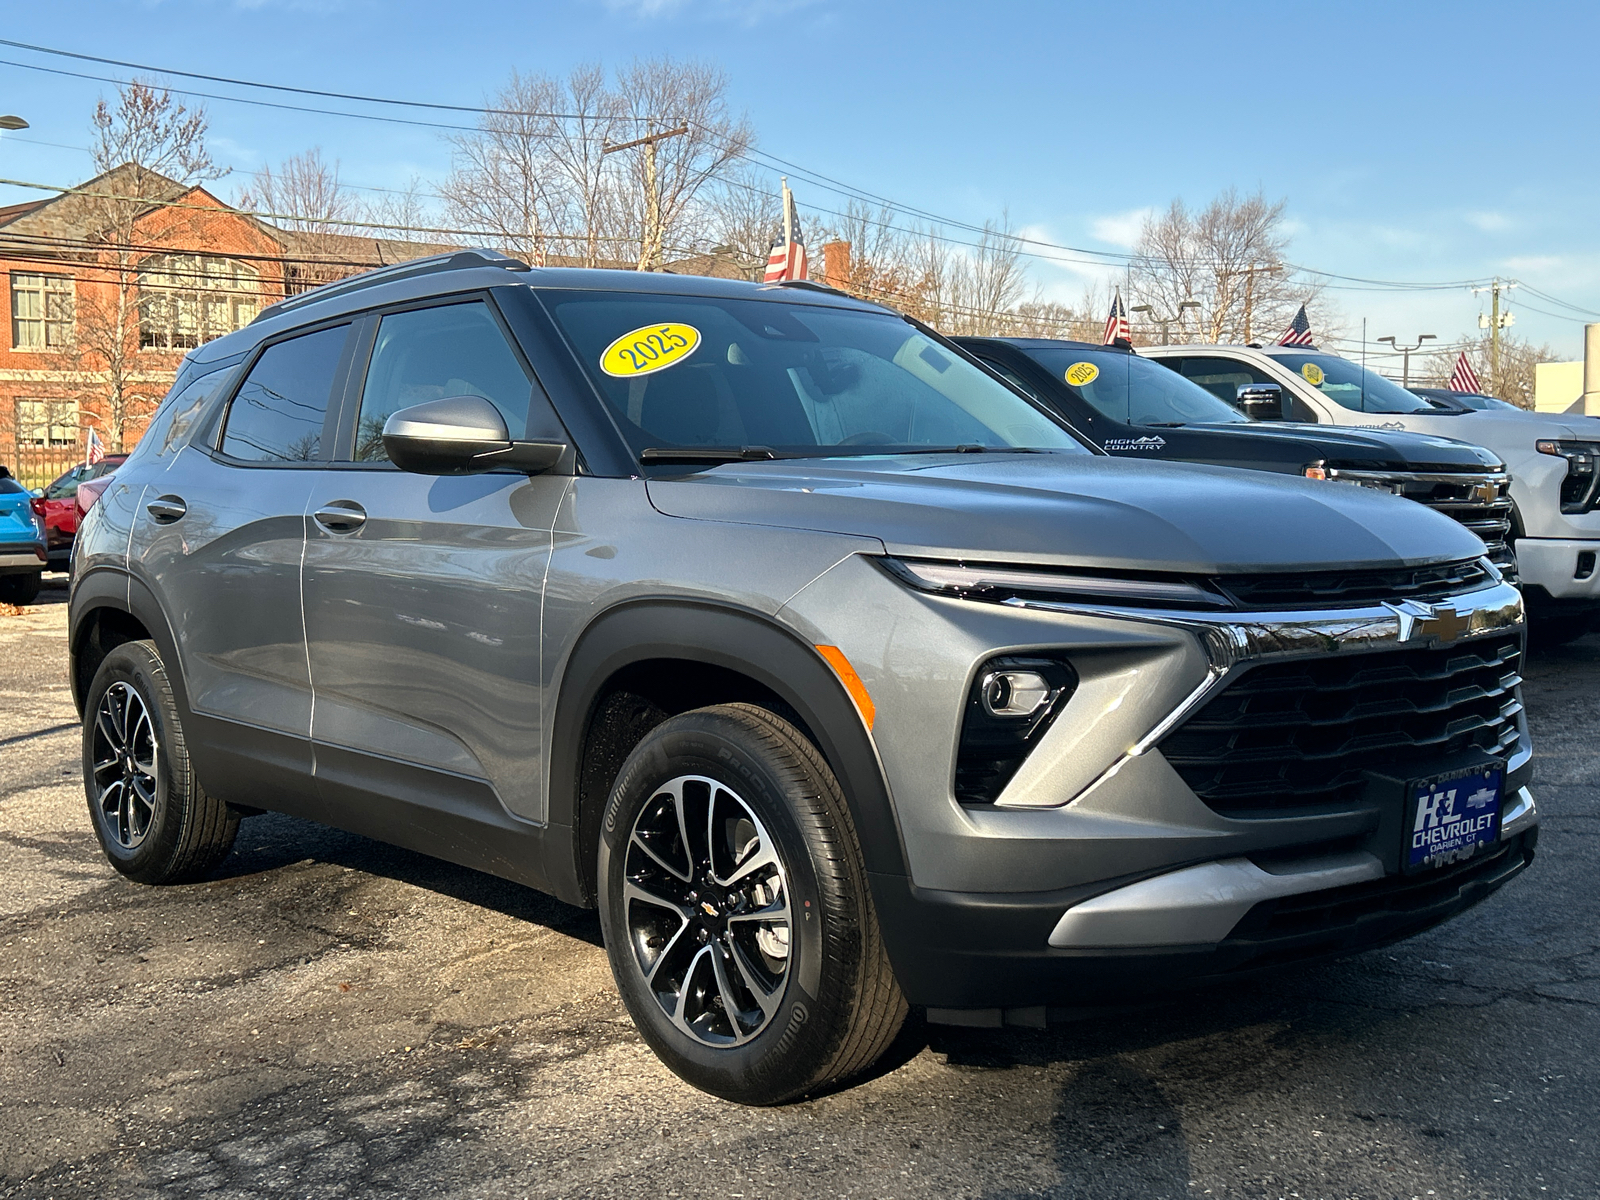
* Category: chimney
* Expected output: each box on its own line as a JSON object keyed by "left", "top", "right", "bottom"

{"left": 1585, "top": 323, "right": 1600, "bottom": 416}
{"left": 822, "top": 240, "right": 852, "bottom": 292}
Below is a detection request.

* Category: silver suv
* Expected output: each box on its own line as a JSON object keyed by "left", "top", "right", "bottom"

{"left": 70, "top": 253, "right": 1537, "bottom": 1104}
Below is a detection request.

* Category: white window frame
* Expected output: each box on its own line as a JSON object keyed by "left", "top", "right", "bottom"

{"left": 138, "top": 253, "right": 260, "bottom": 352}
{"left": 10, "top": 271, "right": 75, "bottom": 350}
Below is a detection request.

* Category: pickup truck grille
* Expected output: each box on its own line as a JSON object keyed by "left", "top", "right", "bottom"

{"left": 1160, "top": 633, "right": 1524, "bottom": 816}
{"left": 1214, "top": 557, "right": 1491, "bottom": 610}
{"left": 1325, "top": 469, "right": 1515, "bottom": 575}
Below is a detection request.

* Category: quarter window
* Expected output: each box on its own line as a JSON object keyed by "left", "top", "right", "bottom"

{"left": 11, "top": 272, "right": 75, "bottom": 349}
{"left": 138, "top": 254, "right": 259, "bottom": 351}
{"left": 351, "top": 302, "right": 533, "bottom": 462}
{"left": 220, "top": 326, "right": 348, "bottom": 463}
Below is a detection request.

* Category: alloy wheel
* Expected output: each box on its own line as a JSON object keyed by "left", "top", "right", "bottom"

{"left": 91, "top": 681, "right": 159, "bottom": 850}
{"left": 623, "top": 774, "right": 792, "bottom": 1047}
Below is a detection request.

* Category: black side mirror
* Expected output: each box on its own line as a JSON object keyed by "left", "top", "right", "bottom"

{"left": 382, "top": 395, "right": 567, "bottom": 476}
{"left": 1236, "top": 383, "right": 1285, "bottom": 421}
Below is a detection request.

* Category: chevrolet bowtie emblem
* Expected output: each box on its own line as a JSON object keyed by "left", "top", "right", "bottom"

{"left": 1472, "top": 482, "right": 1499, "bottom": 505}
{"left": 1388, "top": 599, "right": 1469, "bottom": 643}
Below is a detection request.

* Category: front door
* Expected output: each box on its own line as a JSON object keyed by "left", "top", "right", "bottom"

{"left": 131, "top": 321, "right": 354, "bottom": 805}
{"left": 301, "top": 297, "right": 570, "bottom": 823}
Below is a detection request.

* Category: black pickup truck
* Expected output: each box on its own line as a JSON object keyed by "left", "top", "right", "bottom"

{"left": 956, "top": 336, "right": 1515, "bottom": 570}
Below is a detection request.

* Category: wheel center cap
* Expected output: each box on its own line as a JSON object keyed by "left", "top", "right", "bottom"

{"left": 699, "top": 898, "right": 720, "bottom": 918}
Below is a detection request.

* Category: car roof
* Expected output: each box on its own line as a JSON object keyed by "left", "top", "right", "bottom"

{"left": 958, "top": 336, "right": 1133, "bottom": 355}
{"left": 193, "top": 253, "right": 891, "bottom": 366}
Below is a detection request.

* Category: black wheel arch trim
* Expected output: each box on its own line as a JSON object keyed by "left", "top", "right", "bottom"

{"left": 544, "top": 597, "right": 910, "bottom": 909}
{"left": 70, "top": 568, "right": 192, "bottom": 721}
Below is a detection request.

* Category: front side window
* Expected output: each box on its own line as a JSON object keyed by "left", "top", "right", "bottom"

{"left": 1269, "top": 353, "right": 1432, "bottom": 415}
{"left": 220, "top": 325, "right": 347, "bottom": 462}
{"left": 11, "top": 272, "right": 74, "bottom": 349}
{"left": 543, "top": 291, "right": 1084, "bottom": 457}
{"left": 1025, "top": 348, "right": 1249, "bottom": 426}
{"left": 139, "top": 254, "right": 259, "bottom": 351}
{"left": 351, "top": 302, "right": 533, "bottom": 462}
{"left": 44, "top": 464, "right": 86, "bottom": 499}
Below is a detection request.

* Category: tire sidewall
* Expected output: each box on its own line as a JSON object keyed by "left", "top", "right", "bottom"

{"left": 599, "top": 711, "right": 855, "bottom": 1104}
{"left": 82, "top": 644, "right": 185, "bottom": 880}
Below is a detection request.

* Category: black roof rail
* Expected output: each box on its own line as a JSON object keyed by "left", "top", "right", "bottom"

{"left": 253, "top": 247, "right": 530, "bottom": 323}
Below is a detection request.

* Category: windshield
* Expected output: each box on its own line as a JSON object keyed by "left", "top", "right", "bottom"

{"left": 1271, "top": 352, "right": 1433, "bottom": 414}
{"left": 542, "top": 291, "right": 1087, "bottom": 457}
{"left": 1021, "top": 346, "right": 1249, "bottom": 425}
{"left": 1451, "top": 393, "right": 1517, "bottom": 412}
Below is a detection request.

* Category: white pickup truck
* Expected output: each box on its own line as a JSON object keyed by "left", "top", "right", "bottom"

{"left": 1144, "top": 343, "right": 1600, "bottom": 641}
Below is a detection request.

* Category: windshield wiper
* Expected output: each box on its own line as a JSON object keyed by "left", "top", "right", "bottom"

{"left": 639, "top": 446, "right": 778, "bottom": 465}
{"left": 1144, "top": 422, "right": 1187, "bottom": 428}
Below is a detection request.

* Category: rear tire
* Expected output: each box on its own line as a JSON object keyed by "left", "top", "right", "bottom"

{"left": 598, "top": 703, "right": 906, "bottom": 1105}
{"left": 0, "top": 571, "right": 41, "bottom": 605}
{"left": 82, "top": 640, "right": 239, "bottom": 884}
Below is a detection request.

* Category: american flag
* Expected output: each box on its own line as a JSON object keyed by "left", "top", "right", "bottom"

{"left": 86, "top": 426, "right": 105, "bottom": 466}
{"left": 763, "top": 179, "right": 808, "bottom": 284}
{"left": 1103, "top": 289, "right": 1130, "bottom": 345}
{"left": 1277, "top": 304, "right": 1314, "bottom": 346}
{"left": 1449, "top": 351, "right": 1482, "bottom": 394}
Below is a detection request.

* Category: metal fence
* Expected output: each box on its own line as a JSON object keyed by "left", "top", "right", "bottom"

{"left": 9, "top": 439, "right": 84, "bottom": 492}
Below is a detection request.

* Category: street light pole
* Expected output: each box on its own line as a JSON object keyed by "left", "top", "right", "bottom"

{"left": 1130, "top": 300, "right": 1200, "bottom": 345}
{"left": 1376, "top": 334, "right": 1436, "bottom": 388}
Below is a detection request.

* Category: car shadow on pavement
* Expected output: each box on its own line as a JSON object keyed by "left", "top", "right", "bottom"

{"left": 213, "top": 810, "right": 604, "bottom": 947}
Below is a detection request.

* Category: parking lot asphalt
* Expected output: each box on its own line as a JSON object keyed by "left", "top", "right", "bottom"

{"left": 1, "top": 574, "right": 1596, "bottom": 1200}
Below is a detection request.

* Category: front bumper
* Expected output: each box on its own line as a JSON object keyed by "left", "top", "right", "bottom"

{"left": 1513, "top": 537, "right": 1600, "bottom": 600}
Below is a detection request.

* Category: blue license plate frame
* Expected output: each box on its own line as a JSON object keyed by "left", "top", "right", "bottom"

{"left": 1405, "top": 762, "right": 1503, "bottom": 874}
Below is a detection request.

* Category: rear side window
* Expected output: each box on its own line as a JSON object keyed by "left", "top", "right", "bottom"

{"left": 220, "top": 325, "right": 348, "bottom": 462}
{"left": 351, "top": 302, "right": 532, "bottom": 462}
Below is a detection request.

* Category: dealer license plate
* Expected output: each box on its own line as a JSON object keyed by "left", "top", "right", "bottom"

{"left": 1405, "top": 763, "right": 1503, "bottom": 873}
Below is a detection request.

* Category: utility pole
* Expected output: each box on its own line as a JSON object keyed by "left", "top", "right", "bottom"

{"left": 1471, "top": 278, "right": 1517, "bottom": 397}
{"left": 1241, "top": 263, "right": 1280, "bottom": 344}
{"left": 1377, "top": 333, "right": 1436, "bottom": 388}
{"left": 603, "top": 123, "right": 689, "bottom": 272}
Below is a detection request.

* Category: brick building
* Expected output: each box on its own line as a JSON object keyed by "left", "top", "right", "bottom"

{"left": 0, "top": 163, "right": 441, "bottom": 487}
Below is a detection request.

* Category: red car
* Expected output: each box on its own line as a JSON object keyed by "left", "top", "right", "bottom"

{"left": 39, "top": 456, "right": 126, "bottom": 568}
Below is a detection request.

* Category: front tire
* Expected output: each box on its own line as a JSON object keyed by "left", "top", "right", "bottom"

{"left": 82, "top": 640, "right": 239, "bottom": 884}
{"left": 598, "top": 703, "right": 906, "bottom": 1105}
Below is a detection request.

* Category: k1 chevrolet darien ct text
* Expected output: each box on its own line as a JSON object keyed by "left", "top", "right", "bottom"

{"left": 71, "top": 252, "right": 1537, "bottom": 1104}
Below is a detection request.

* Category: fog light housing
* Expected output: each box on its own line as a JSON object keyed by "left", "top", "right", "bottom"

{"left": 955, "top": 655, "right": 1077, "bottom": 805}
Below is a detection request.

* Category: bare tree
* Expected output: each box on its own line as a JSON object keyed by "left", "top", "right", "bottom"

{"left": 1127, "top": 190, "right": 1318, "bottom": 345}
{"left": 1419, "top": 332, "right": 1555, "bottom": 409}
{"left": 238, "top": 148, "right": 355, "bottom": 234}
{"left": 72, "top": 81, "right": 227, "bottom": 451}
{"left": 701, "top": 165, "right": 781, "bottom": 279}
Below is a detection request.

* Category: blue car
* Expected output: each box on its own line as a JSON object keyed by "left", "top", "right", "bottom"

{"left": 0, "top": 470, "right": 47, "bottom": 605}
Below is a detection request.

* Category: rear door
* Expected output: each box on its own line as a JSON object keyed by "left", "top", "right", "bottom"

{"left": 131, "top": 321, "right": 355, "bottom": 804}
{"left": 301, "top": 296, "right": 571, "bottom": 824}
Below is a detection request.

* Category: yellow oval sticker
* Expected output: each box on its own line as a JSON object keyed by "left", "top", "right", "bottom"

{"left": 1301, "top": 362, "right": 1325, "bottom": 386}
{"left": 1064, "top": 361, "right": 1100, "bottom": 387}
{"left": 601, "top": 323, "right": 701, "bottom": 378}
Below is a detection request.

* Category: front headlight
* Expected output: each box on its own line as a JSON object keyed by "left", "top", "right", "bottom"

{"left": 1536, "top": 440, "right": 1600, "bottom": 514}
{"left": 879, "top": 556, "right": 1232, "bottom": 610}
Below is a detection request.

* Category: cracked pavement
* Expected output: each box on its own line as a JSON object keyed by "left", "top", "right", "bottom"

{"left": 2, "top": 574, "right": 1596, "bottom": 1199}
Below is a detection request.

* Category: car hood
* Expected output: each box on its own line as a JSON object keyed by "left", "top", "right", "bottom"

{"left": 1180, "top": 422, "right": 1503, "bottom": 469}
{"left": 1346, "top": 407, "right": 1596, "bottom": 443}
{"left": 645, "top": 452, "right": 1486, "bottom": 575}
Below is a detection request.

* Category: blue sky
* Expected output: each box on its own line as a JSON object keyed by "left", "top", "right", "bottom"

{"left": 2, "top": 0, "right": 1597, "bottom": 360}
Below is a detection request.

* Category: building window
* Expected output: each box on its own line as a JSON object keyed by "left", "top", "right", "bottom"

{"left": 138, "top": 254, "right": 259, "bottom": 351}
{"left": 11, "top": 272, "right": 75, "bottom": 349}
{"left": 15, "top": 398, "right": 78, "bottom": 447}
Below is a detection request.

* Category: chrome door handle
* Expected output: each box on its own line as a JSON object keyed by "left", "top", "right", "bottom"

{"left": 313, "top": 501, "right": 367, "bottom": 532}
{"left": 146, "top": 495, "right": 187, "bottom": 524}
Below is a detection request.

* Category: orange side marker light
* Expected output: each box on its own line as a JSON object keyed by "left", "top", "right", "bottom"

{"left": 815, "top": 644, "right": 875, "bottom": 730}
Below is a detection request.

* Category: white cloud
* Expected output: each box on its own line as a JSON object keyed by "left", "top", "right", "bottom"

{"left": 1466, "top": 210, "right": 1511, "bottom": 232}
{"left": 1089, "top": 207, "right": 1151, "bottom": 249}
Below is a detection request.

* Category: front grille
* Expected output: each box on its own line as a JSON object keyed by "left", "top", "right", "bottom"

{"left": 1327, "top": 469, "right": 1515, "bottom": 574}
{"left": 1215, "top": 557, "right": 1491, "bottom": 610}
{"left": 1161, "top": 633, "right": 1524, "bottom": 816}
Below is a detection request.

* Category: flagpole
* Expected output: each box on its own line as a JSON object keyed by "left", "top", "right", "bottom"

{"left": 781, "top": 177, "right": 793, "bottom": 276}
